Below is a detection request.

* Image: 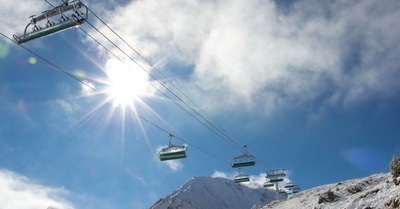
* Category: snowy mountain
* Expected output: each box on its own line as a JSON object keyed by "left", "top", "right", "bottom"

{"left": 259, "top": 173, "right": 400, "bottom": 209}
{"left": 148, "top": 176, "right": 285, "bottom": 209}
{"left": 149, "top": 173, "right": 400, "bottom": 209}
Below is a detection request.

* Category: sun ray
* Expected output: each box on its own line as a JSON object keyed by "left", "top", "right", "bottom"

{"left": 133, "top": 97, "right": 178, "bottom": 134}
{"left": 66, "top": 96, "right": 113, "bottom": 131}
{"left": 120, "top": 105, "right": 126, "bottom": 164}
{"left": 128, "top": 104, "right": 154, "bottom": 154}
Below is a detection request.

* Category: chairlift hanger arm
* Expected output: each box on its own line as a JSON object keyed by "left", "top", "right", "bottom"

{"left": 31, "top": 1, "right": 84, "bottom": 23}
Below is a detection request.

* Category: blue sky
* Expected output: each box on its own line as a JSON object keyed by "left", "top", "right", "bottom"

{"left": 1, "top": 0, "right": 400, "bottom": 208}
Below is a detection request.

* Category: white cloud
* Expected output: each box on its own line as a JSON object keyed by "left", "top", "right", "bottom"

{"left": 0, "top": 87, "right": 36, "bottom": 127}
{"left": 125, "top": 167, "right": 146, "bottom": 185}
{"left": 2, "top": 0, "right": 399, "bottom": 116}
{"left": 80, "top": 80, "right": 96, "bottom": 96}
{"left": 246, "top": 173, "right": 268, "bottom": 189}
{"left": 211, "top": 170, "right": 296, "bottom": 190}
{"left": 165, "top": 160, "right": 184, "bottom": 172}
{"left": 211, "top": 170, "right": 265, "bottom": 188}
{"left": 56, "top": 99, "right": 76, "bottom": 114}
{"left": 0, "top": 169, "right": 74, "bottom": 209}
{"left": 90, "top": 0, "right": 400, "bottom": 116}
{"left": 0, "top": 0, "right": 46, "bottom": 38}
{"left": 284, "top": 169, "right": 293, "bottom": 179}
{"left": 211, "top": 170, "right": 230, "bottom": 179}
{"left": 212, "top": 170, "right": 268, "bottom": 189}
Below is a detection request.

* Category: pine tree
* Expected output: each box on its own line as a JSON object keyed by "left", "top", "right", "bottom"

{"left": 389, "top": 155, "right": 400, "bottom": 186}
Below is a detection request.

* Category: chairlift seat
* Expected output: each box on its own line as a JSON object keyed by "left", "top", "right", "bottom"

{"left": 158, "top": 145, "right": 186, "bottom": 161}
{"left": 231, "top": 161, "right": 256, "bottom": 168}
{"left": 234, "top": 174, "right": 250, "bottom": 183}
{"left": 263, "top": 182, "right": 274, "bottom": 187}
{"left": 285, "top": 183, "right": 295, "bottom": 188}
{"left": 231, "top": 145, "right": 256, "bottom": 168}
{"left": 231, "top": 155, "right": 256, "bottom": 168}
{"left": 269, "top": 178, "right": 284, "bottom": 183}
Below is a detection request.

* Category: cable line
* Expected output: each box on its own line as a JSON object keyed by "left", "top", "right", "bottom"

{"left": 35, "top": 0, "right": 273, "bottom": 170}
{"left": 0, "top": 33, "right": 95, "bottom": 92}
{"left": 42, "top": 0, "right": 241, "bottom": 163}
{"left": 78, "top": 2, "right": 273, "bottom": 170}
{"left": 79, "top": 27, "right": 125, "bottom": 63}
{"left": 81, "top": 19, "right": 245, "bottom": 151}
{"left": 83, "top": 9, "right": 274, "bottom": 169}
{"left": 82, "top": 20, "right": 237, "bottom": 147}
{"left": 89, "top": 7, "right": 247, "bottom": 151}
{"left": 82, "top": 19, "right": 244, "bottom": 152}
{"left": 40, "top": 0, "right": 252, "bottom": 165}
{"left": 82, "top": 4, "right": 264, "bottom": 155}
{"left": 0, "top": 32, "right": 229, "bottom": 165}
{"left": 78, "top": 24, "right": 247, "bottom": 166}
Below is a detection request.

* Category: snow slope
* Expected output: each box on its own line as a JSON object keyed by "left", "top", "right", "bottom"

{"left": 148, "top": 176, "right": 285, "bottom": 209}
{"left": 261, "top": 173, "right": 400, "bottom": 209}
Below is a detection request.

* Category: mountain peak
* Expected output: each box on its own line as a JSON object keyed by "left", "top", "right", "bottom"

{"left": 149, "top": 176, "right": 281, "bottom": 209}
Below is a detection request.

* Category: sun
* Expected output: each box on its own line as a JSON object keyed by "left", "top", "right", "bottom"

{"left": 106, "top": 61, "right": 149, "bottom": 106}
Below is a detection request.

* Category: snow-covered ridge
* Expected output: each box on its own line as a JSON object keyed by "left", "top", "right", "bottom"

{"left": 261, "top": 173, "right": 400, "bottom": 209}
{"left": 148, "top": 176, "right": 283, "bottom": 209}
{"left": 149, "top": 173, "right": 399, "bottom": 209}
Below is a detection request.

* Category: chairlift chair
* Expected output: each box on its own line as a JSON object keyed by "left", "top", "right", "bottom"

{"left": 233, "top": 168, "right": 250, "bottom": 183}
{"left": 231, "top": 145, "right": 256, "bottom": 168}
{"left": 13, "top": 0, "right": 88, "bottom": 44}
{"left": 279, "top": 190, "right": 287, "bottom": 194}
{"left": 284, "top": 181, "right": 295, "bottom": 188}
{"left": 269, "top": 178, "right": 284, "bottom": 183}
{"left": 292, "top": 186, "right": 300, "bottom": 193}
{"left": 263, "top": 181, "right": 274, "bottom": 188}
{"left": 158, "top": 134, "right": 187, "bottom": 161}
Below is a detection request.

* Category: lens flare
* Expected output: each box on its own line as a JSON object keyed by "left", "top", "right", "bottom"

{"left": 74, "top": 70, "right": 87, "bottom": 78}
{"left": 343, "top": 148, "right": 386, "bottom": 171}
{"left": 0, "top": 42, "right": 9, "bottom": 58}
{"left": 28, "top": 57, "right": 37, "bottom": 64}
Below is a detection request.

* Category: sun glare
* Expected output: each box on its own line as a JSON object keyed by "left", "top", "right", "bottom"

{"left": 106, "top": 62, "right": 149, "bottom": 106}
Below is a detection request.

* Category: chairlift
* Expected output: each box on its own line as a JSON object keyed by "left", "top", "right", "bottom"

{"left": 284, "top": 181, "right": 295, "bottom": 188}
{"left": 231, "top": 145, "right": 256, "bottom": 168}
{"left": 158, "top": 134, "right": 187, "bottom": 161}
{"left": 233, "top": 168, "right": 250, "bottom": 183}
{"left": 269, "top": 177, "right": 284, "bottom": 183}
{"left": 13, "top": 0, "right": 88, "bottom": 44}
{"left": 266, "top": 168, "right": 285, "bottom": 183}
{"left": 279, "top": 190, "right": 287, "bottom": 194}
{"left": 263, "top": 181, "right": 274, "bottom": 188}
{"left": 292, "top": 186, "right": 300, "bottom": 193}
